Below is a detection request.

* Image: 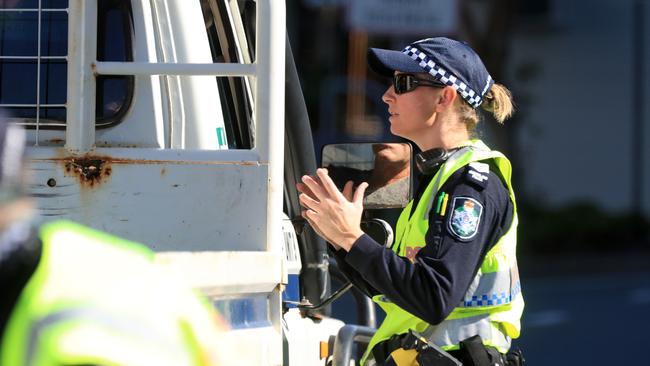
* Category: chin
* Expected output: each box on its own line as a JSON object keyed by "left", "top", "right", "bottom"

{"left": 389, "top": 126, "right": 407, "bottom": 140}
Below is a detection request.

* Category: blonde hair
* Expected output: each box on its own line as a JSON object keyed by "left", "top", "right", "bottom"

{"left": 457, "top": 83, "right": 515, "bottom": 131}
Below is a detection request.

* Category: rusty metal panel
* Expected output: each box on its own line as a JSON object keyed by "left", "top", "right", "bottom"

{"left": 28, "top": 147, "right": 268, "bottom": 252}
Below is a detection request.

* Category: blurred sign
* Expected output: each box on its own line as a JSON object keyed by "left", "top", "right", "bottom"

{"left": 347, "top": 0, "right": 458, "bottom": 35}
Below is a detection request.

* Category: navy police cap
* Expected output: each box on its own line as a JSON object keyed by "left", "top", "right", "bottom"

{"left": 368, "top": 37, "right": 494, "bottom": 108}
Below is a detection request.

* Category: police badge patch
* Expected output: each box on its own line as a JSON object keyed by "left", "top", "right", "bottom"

{"left": 448, "top": 197, "right": 483, "bottom": 240}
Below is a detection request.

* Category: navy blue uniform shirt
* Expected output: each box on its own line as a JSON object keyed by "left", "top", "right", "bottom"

{"left": 332, "top": 161, "right": 513, "bottom": 325}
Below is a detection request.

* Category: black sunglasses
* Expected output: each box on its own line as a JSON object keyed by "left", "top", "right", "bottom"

{"left": 392, "top": 74, "right": 447, "bottom": 94}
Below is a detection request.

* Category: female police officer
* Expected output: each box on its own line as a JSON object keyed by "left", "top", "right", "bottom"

{"left": 297, "top": 37, "right": 523, "bottom": 366}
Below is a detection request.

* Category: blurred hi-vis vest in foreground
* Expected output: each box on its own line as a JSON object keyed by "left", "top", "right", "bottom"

{"left": 1, "top": 220, "right": 225, "bottom": 366}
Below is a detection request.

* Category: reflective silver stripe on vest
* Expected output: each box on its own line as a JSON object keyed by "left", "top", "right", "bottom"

{"left": 460, "top": 269, "right": 521, "bottom": 308}
{"left": 26, "top": 307, "right": 187, "bottom": 366}
{"left": 422, "top": 313, "right": 511, "bottom": 351}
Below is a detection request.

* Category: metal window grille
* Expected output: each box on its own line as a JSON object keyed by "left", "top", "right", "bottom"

{"left": 0, "top": 2, "right": 67, "bottom": 145}
{"left": 0, "top": 0, "right": 133, "bottom": 146}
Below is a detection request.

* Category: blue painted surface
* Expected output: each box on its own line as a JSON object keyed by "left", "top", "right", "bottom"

{"left": 213, "top": 294, "right": 271, "bottom": 329}
{"left": 282, "top": 274, "right": 301, "bottom": 308}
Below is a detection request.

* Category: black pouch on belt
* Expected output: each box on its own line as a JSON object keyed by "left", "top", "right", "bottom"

{"left": 505, "top": 348, "right": 525, "bottom": 366}
{"left": 457, "top": 335, "right": 505, "bottom": 366}
{"left": 455, "top": 335, "right": 525, "bottom": 366}
{"left": 377, "top": 330, "right": 462, "bottom": 366}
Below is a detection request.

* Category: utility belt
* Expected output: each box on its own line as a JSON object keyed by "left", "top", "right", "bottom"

{"left": 370, "top": 330, "right": 524, "bottom": 366}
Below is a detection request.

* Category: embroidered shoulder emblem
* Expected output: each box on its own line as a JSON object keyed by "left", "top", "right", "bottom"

{"left": 448, "top": 197, "right": 483, "bottom": 240}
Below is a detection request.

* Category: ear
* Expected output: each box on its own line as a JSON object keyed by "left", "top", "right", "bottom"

{"left": 434, "top": 86, "right": 458, "bottom": 112}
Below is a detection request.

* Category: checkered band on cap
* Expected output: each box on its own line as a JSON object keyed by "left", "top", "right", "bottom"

{"left": 402, "top": 45, "right": 491, "bottom": 108}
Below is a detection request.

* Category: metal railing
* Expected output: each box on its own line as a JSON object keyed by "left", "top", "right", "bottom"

{"left": 69, "top": 0, "right": 286, "bottom": 255}
{"left": 331, "top": 325, "right": 376, "bottom": 366}
{"left": 2, "top": 0, "right": 286, "bottom": 256}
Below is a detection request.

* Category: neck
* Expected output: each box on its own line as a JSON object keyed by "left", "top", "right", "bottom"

{"left": 413, "top": 120, "right": 471, "bottom": 151}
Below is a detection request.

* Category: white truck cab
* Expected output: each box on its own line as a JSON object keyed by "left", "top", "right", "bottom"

{"left": 0, "top": 0, "right": 382, "bottom": 364}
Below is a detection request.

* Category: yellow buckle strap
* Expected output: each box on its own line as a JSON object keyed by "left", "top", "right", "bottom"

{"left": 387, "top": 348, "right": 419, "bottom": 366}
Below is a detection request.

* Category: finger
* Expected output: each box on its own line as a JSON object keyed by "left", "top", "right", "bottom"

{"left": 296, "top": 182, "right": 317, "bottom": 200}
{"left": 342, "top": 180, "right": 354, "bottom": 201}
{"left": 302, "top": 209, "right": 317, "bottom": 223}
{"left": 353, "top": 182, "right": 369, "bottom": 205}
{"left": 299, "top": 192, "right": 320, "bottom": 212}
{"left": 302, "top": 210, "right": 316, "bottom": 230}
{"left": 301, "top": 175, "right": 328, "bottom": 201}
{"left": 316, "top": 168, "right": 344, "bottom": 201}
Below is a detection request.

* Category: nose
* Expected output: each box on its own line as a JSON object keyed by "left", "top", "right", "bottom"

{"left": 382, "top": 85, "right": 395, "bottom": 105}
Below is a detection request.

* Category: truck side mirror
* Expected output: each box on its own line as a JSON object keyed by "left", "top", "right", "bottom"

{"left": 322, "top": 143, "right": 412, "bottom": 209}
{"left": 360, "top": 218, "right": 394, "bottom": 248}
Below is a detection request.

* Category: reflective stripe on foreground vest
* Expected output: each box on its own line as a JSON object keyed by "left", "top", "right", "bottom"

{"left": 0, "top": 220, "right": 206, "bottom": 366}
{"left": 25, "top": 307, "right": 192, "bottom": 366}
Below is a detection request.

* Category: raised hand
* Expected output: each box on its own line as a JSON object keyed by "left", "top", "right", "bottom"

{"left": 297, "top": 168, "right": 367, "bottom": 252}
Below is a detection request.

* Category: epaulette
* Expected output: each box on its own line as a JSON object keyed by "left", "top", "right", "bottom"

{"left": 464, "top": 162, "right": 489, "bottom": 190}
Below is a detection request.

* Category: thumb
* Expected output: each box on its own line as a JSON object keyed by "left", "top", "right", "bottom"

{"left": 352, "top": 182, "right": 368, "bottom": 205}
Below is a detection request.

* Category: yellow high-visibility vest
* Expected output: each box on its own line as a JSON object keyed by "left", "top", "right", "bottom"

{"left": 1, "top": 220, "right": 223, "bottom": 366}
{"left": 362, "top": 140, "right": 524, "bottom": 365}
